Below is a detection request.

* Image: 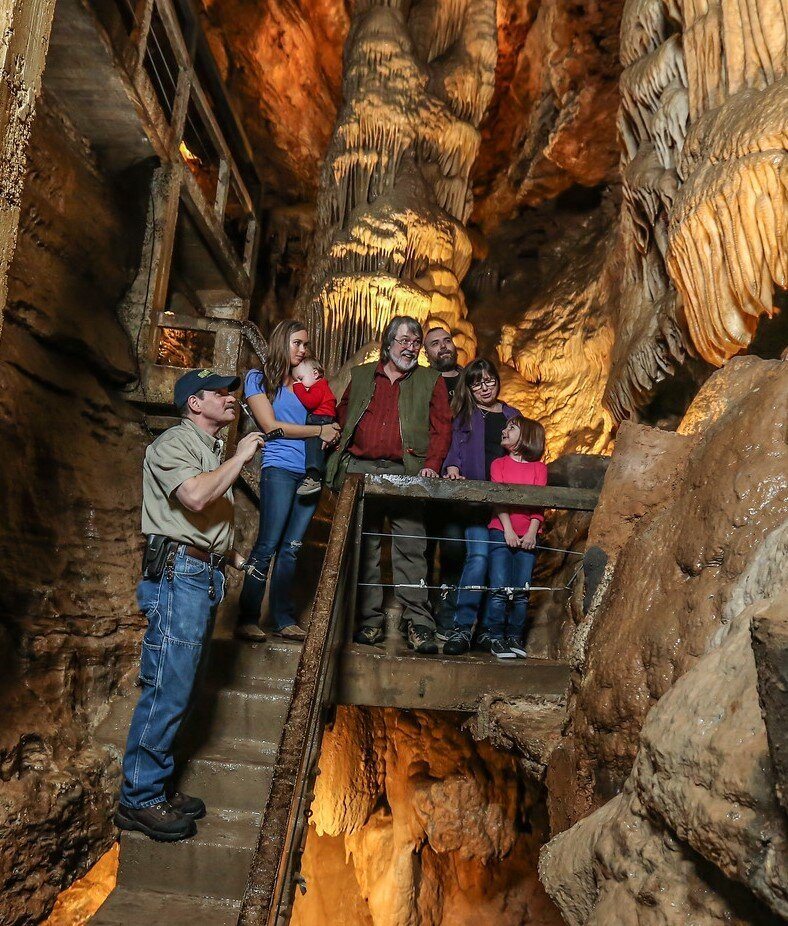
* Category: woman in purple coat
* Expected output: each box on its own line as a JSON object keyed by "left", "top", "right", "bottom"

{"left": 442, "top": 358, "right": 521, "bottom": 655}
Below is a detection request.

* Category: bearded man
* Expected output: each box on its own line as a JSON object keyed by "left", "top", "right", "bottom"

{"left": 422, "top": 325, "right": 466, "bottom": 639}
{"left": 423, "top": 325, "right": 462, "bottom": 402}
{"left": 327, "top": 315, "right": 452, "bottom": 653}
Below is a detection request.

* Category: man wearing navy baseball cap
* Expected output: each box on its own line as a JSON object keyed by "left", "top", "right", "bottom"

{"left": 114, "top": 368, "right": 263, "bottom": 842}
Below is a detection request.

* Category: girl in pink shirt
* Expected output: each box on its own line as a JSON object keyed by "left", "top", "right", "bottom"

{"left": 484, "top": 415, "right": 548, "bottom": 660}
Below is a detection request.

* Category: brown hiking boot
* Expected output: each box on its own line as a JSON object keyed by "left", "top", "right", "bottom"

{"left": 168, "top": 791, "right": 206, "bottom": 819}
{"left": 114, "top": 801, "right": 196, "bottom": 841}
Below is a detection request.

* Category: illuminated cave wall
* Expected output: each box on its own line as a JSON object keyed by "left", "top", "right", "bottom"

{"left": 606, "top": 0, "right": 787, "bottom": 418}
{"left": 291, "top": 706, "right": 562, "bottom": 926}
{"left": 294, "top": 0, "right": 497, "bottom": 372}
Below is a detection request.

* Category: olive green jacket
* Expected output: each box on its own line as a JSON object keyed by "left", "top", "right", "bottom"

{"left": 326, "top": 362, "right": 441, "bottom": 490}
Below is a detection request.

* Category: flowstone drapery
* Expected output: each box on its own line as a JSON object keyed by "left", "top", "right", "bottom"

{"left": 296, "top": 0, "right": 497, "bottom": 372}
{"left": 605, "top": 0, "right": 787, "bottom": 419}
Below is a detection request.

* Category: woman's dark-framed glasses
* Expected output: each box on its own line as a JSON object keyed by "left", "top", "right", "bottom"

{"left": 471, "top": 378, "right": 497, "bottom": 391}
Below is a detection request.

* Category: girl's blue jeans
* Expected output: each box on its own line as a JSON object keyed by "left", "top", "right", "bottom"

{"left": 483, "top": 528, "right": 536, "bottom": 639}
{"left": 238, "top": 466, "right": 319, "bottom": 630}
{"left": 120, "top": 549, "right": 224, "bottom": 808}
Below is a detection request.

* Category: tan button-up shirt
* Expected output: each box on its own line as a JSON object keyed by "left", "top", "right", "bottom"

{"left": 141, "top": 419, "right": 234, "bottom": 555}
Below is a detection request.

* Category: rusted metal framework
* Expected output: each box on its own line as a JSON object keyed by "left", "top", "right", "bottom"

{"left": 238, "top": 475, "right": 599, "bottom": 926}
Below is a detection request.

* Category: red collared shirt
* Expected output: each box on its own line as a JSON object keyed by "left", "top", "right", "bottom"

{"left": 337, "top": 362, "right": 452, "bottom": 472}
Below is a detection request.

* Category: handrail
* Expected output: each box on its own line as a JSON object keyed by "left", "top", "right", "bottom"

{"left": 238, "top": 476, "right": 363, "bottom": 926}
{"left": 362, "top": 474, "right": 600, "bottom": 511}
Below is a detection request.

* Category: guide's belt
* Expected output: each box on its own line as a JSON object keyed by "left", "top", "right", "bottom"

{"left": 180, "top": 544, "right": 226, "bottom": 573}
{"left": 142, "top": 534, "right": 226, "bottom": 585}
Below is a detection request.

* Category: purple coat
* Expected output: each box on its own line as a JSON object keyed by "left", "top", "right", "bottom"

{"left": 442, "top": 403, "right": 519, "bottom": 482}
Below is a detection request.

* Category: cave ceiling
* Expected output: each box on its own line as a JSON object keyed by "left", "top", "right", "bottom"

{"left": 199, "top": 0, "right": 624, "bottom": 225}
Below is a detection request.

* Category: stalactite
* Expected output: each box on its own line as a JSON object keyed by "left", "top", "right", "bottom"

{"left": 606, "top": 0, "right": 786, "bottom": 421}
{"left": 296, "top": 0, "right": 496, "bottom": 372}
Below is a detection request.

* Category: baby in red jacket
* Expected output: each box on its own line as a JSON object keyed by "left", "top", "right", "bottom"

{"left": 292, "top": 358, "right": 338, "bottom": 496}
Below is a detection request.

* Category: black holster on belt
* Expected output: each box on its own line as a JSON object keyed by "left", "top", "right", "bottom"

{"left": 142, "top": 534, "right": 174, "bottom": 580}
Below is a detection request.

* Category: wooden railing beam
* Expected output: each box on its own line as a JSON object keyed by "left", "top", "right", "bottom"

{"left": 362, "top": 475, "right": 600, "bottom": 511}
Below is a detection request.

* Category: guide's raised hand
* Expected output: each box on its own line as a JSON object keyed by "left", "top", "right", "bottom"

{"left": 235, "top": 430, "right": 265, "bottom": 463}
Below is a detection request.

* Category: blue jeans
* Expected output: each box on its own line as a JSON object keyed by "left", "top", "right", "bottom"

{"left": 484, "top": 528, "right": 536, "bottom": 639}
{"left": 238, "top": 466, "right": 319, "bottom": 630}
{"left": 453, "top": 523, "right": 493, "bottom": 630}
{"left": 120, "top": 549, "right": 224, "bottom": 808}
{"left": 426, "top": 511, "right": 466, "bottom": 630}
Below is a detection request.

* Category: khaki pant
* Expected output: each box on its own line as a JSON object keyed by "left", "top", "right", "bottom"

{"left": 345, "top": 457, "right": 434, "bottom": 631}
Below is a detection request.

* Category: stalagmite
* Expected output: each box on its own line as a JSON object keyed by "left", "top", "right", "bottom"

{"left": 296, "top": 0, "right": 497, "bottom": 371}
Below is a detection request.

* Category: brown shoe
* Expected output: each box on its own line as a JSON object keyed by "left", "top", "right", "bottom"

{"left": 277, "top": 624, "right": 306, "bottom": 641}
{"left": 168, "top": 791, "right": 206, "bottom": 819}
{"left": 235, "top": 623, "right": 267, "bottom": 642}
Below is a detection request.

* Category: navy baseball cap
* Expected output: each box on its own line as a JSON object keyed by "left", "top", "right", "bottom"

{"left": 174, "top": 369, "right": 241, "bottom": 408}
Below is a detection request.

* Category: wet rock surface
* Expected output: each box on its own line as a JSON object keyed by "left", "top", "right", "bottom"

{"left": 752, "top": 598, "right": 788, "bottom": 816}
{"left": 564, "top": 358, "right": 787, "bottom": 817}
{"left": 538, "top": 356, "right": 788, "bottom": 923}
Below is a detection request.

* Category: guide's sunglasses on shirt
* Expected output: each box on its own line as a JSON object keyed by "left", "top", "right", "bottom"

{"left": 393, "top": 337, "right": 423, "bottom": 349}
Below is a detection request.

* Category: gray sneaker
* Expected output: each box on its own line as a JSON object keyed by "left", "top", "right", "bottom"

{"left": 296, "top": 476, "right": 322, "bottom": 496}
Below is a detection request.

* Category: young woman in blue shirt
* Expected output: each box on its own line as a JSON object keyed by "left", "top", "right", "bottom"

{"left": 236, "top": 319, "right": 340, "bottom": 641}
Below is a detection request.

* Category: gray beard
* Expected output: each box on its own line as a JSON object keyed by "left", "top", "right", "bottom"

{"left": 392, "top": 354, "right": 418, "bottom": 373}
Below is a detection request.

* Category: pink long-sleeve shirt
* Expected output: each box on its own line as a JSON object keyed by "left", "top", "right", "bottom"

{"left": 488, "top": 456, "right": 549, "bottom": 535}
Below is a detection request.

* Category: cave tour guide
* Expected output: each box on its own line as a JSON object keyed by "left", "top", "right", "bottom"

{"left": 115, "top": 368, "right": 264, "bottom": 843}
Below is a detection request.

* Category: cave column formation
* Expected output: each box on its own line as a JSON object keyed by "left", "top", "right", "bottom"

{"left": 606, "top": 0, "right": 787, "bottom": 417}
{"left": 296, "top": 0, "right": 497, "bottom": 372}
{"left": 0, "top": 0, "right": 57, "bottom": 336}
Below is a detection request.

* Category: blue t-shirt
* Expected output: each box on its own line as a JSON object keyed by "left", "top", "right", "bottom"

{"left": 244, "top": 370, "right": 307, "bottom": 474}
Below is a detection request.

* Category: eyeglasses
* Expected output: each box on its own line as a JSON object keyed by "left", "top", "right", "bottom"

{"left": 393, "top": 336, "right": 423, "bottom": 349}
{"left": 470, "top": 379, "right": 498, "bottom": 391}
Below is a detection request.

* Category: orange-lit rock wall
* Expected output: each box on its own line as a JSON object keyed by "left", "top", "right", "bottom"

{"left": 292, "top": 706, "right": 562, "bottom": 926}
{"left": 200, "top": 0, "right": 348, "bottom": 200}
{"left": 472, "top": 0, "right": 624, "bottom": 229}
{"left": 537, "top": 356, "right": 788, "bottom": 924}
{"left": 0, "top": 97, "right": 147, "bottom": 925}
{"left": 467, "top": 196, "right": 619, "bottom": 460}
{"left": 295, "top": 0, "right": 498, "bottom": 371}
